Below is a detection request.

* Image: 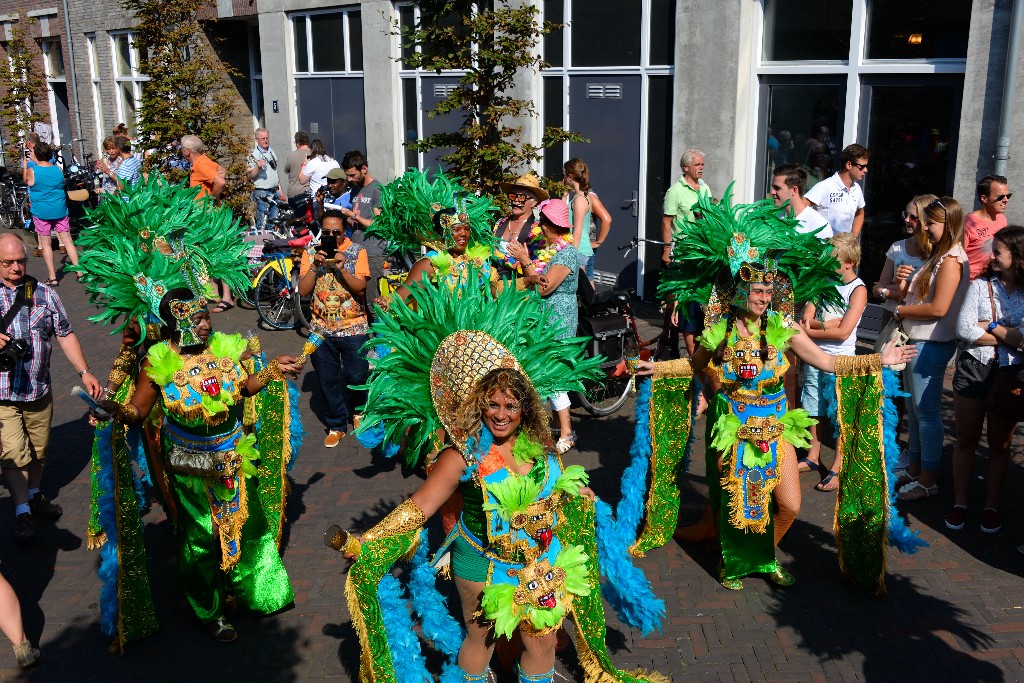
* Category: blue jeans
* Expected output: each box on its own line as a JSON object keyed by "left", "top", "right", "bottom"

{"left": 580, "top": 254, "right": 594, "bottom": 281}
{"left": 309, "top": 334, "right": 370, "bottom": 431}
{"left": 903, "top": 340, "right": 957, "bottom": 472}
{"left": 253, "top": 190, "right": 278, "bottom": 231}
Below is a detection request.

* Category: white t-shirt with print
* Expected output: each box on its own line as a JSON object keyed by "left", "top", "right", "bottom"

{"left": 805, "top": 173, "right": 865, "bottom": 234}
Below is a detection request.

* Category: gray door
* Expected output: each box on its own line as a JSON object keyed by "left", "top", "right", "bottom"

{"left": 51, "top": 83, "right": 72, "bottom": 148}
{"left": 568, "top": 75, "right": 641, "bottom": 290}
{"left": 296, "top": 78, "right": 366, "bottom": 159}
{"left": 419, "top": 76, "right": 464, "bottom": 174}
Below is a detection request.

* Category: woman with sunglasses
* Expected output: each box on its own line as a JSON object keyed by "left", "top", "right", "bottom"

{"left": 964, "top": 175, "right": 1011, "bottom": 281}
{"left": 892, "top": 197, "right": 970, "bottom": 500}
{"left": 873, "top": 194, "right": 936, "bottom": 324}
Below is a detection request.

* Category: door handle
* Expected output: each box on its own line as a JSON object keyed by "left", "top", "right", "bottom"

{"left": 622, "top": 191, "right": 638, "bottom": 218}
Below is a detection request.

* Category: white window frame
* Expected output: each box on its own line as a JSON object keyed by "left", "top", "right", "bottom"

{"left": 38, "top": 38, "right": 66, "bottom": 146}
{"left": 539, "top": 0, "right": 674, "bottom": 291}
{"left": 747, "top": 0, "right": 968, "bottom": 199}
{"left": 290, "top": 8, "right": 364, "bottom": 77}
{"left": 109, "top": 31, "right": 146, "bottom": 136}
{"left": 86, "top": 33, "right": 105, "bottom": 154}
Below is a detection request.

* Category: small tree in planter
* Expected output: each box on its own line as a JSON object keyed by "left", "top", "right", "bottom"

{"left": 0, "top": 21, "right": 47, "bottom": 167}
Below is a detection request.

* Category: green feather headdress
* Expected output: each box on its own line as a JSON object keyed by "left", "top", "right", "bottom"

{"left": 366, "top": 168, "right": 498, "bottom": 254}
{"left": 70, "top": 174, "right": 252, "bottom": 342}
{"left": 355, "top": 268, "right": 603, "bottom": 468}
{"left": 658, "top": 184, "right": 842, "bottom": 324}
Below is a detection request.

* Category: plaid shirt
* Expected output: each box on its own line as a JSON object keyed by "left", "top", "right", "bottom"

{"left": 0, "top": 279, "right": 72, "bottom": 402}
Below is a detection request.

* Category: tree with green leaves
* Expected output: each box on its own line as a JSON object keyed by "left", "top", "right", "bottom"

{"left": 0, "top": 21, "right": 47, "bottom": 166}
{"left": 121, "top": 0, "right": 252, "bottom": 216}
{"left": 397, "top": 0, "right": 582, "bottom": 195}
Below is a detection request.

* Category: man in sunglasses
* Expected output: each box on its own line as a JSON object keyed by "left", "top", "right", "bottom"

{"left": 494, "top": 173, "right": 547, "bottom": 280}
{"left": 964, "top": 174, "right": 1011, "bottom": 280}
{"left": 805, "top": 143, "right": 869, "bottom": 238}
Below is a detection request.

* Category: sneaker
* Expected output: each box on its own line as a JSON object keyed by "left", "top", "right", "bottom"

{"left": 981, "top": 508, "right": 1002, "bottom": 534}
{"left": 12, "top": 641, "right": 39, "bottom": 668}
{"left": 945, "top": 505, "right": 967, "bottom": 531}
{"left": 352, "top": 414, "right": 362, "bottom": 430}
{"left": 29, "top": 492, "right": 63, "bottom": 519}
{"left": 324, "top": 430, "right": 345, "bottom": 448}
{"left": 14, "top": 513, "right": 35, "bottom": 542}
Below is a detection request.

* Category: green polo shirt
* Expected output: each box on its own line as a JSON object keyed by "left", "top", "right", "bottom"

{"left": 663, "top": 178, "right": 713, "bottom": 239}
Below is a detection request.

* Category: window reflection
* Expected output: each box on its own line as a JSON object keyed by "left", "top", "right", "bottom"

{"left": 763, "top": 0, "right": 852, "bottom": 61}
{"left": 867, "top": 0, "right": 971, "bottom": 59}
{"left": 311, "top": 14, "right": 345, "bottom": 72}
{"left": 761, "top": 81, "right": 844, "bottom": 196}
{"left": 571, "top": 1, "right": 641, "bottom": 67}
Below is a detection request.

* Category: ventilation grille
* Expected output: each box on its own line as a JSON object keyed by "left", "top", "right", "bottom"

{"left": 586, "top": 83, "right": 622, "bottom": 99}
{"left": 433, "top": 83, "right": 457, "bottom": 98}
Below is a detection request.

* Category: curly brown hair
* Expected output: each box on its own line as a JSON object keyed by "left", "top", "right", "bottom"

{"left": 452, "top": 368, "right": 552, "bottom": 451}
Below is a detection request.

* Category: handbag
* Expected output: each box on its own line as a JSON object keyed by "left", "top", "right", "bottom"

{"left": 985, "top": 278, "right": 1024, "bottom": 417}
{"left": 873, "top": 316, "right": 909, "bottom": 371}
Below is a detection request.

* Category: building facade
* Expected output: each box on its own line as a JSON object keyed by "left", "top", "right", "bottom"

{"left": 5, "top": 0, "right": 1024, "bottom": 296}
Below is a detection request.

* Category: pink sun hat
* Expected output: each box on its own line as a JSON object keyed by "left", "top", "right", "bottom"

{"left": 538, "top": 199, "right": 572, "bottom": 229}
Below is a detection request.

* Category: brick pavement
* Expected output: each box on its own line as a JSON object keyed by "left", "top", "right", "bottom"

{"left": 0, "top": 247, "right": 1022, "bottom": 681}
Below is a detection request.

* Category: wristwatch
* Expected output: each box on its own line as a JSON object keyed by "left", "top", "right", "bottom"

{"left": 78, "top": 368, "right": 92, "bottom": 376}
{"left": 880, "top": 287, "right": 889, "bottom": 300}
{"left": 987, "top": 321, "right": 1000, "bottom": 333}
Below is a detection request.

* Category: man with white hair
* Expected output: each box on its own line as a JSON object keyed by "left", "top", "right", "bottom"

{"left": 246, "top": 128, "right": 284, "bottom": 230}
{"left": 662, "top": 149, "right": 713, "bottom": 265}
{"left": 180, "top": 134, "right": 225, "bottom": 200}
{"left": 0, "top": 234, "right": 102, "bottom": 541}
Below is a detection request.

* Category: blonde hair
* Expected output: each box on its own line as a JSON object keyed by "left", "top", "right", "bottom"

{"left": 452, "top": 369, "right": 552, "bottom": 452}
{"left": 908, "top": 193, "right": 937, "bottom": 257}
{"left": 914, "top": 196, "right": 964, "bottom": 299}
{"left": 829, "top": 232, "right": 860, "bottom": 266}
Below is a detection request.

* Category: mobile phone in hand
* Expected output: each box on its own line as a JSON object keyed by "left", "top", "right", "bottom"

{"left": 319, "top": 234, "right": 338, "bottom": 256}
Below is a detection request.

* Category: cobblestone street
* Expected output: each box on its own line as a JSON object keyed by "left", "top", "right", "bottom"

{"left": 0, "top": 253, "right": 1021, "bottom": 682}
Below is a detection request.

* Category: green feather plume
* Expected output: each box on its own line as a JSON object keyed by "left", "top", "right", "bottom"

{"left": 512, "top": 434, "right": 545, "bottom": 465}
{"left": 554, "top": 544, "right": 592, "bottom": 597}
{"left": 659, "top": 183, "right": 842, "bottom": 312}
{"left": 482, "top": 474, "right": 544, "bottom": 521}
{"left": 551, "top": 465, "right": 588, "bottom": 497}
{"left": 354, "top": 267, "right": 603, "bottom": 468}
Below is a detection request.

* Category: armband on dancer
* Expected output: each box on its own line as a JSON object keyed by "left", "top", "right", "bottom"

{"left": 107, "top": 344, "right": 138, "bottom": 389}
{"left": 255, "top": 359, "right": 285, "bottom": 387}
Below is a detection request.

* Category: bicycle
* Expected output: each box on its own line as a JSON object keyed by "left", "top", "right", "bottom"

{"left": 252, "top": 234, "right": 315, "bottom": 331}
{"left": 0, "top": 167, "right": 30, "bottom": 232}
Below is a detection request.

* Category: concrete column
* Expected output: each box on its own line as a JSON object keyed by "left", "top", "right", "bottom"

{"left": 361, "top": 0, "right": 402, "bottom": 182}
{"left": 503, "top": 0, "right": 542, "bottom": 175}
{"left": 257, "top": 10, "right": 296, "bottom": 159}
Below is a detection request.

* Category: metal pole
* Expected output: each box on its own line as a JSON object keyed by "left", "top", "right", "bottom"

{"left": 994, "top": 0, "right": 1024, "bottom": 175}
{"left": 60, "top": 0, "right": 84, "bottom": 153}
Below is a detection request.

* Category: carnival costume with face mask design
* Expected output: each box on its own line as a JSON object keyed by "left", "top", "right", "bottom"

{"left": 339, "top": 273, "right": 668, "bottom": 683}
{"left": 630, "top": 186, "right": 926, "bottom": 595}
{"left": 72, "top": 175, "right": 306, "bottom": 651}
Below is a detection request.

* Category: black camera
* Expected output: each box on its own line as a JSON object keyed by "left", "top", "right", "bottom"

{"left": 0, "top": 338, "right": 32, "bottom": 372}
{"left": 268, "top": 158, "right": 277, "bottom": 171}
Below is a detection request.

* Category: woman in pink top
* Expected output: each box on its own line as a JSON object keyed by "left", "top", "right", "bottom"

{"left": 963, "top": 175, "right": 1010, "bottom": 280}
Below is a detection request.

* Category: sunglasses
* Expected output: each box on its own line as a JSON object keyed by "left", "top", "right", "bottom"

{"left": 928, "top": 198, "right": 948, "bottom": 219}
{"left": 901, "top": 210, "right": 919, "bottom": 222}
{"left": 852, "top": 162, "right": 869, "bottom": 170}
{"left": 993, "top": 193, "right": 1013, "bottom": 202}
{"left": 507, "top": 192, "right": 532, "bottom": 202}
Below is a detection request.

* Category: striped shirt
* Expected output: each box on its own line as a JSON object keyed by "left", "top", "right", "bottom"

{"left": 0, "top": 279, "right": 72, "bottom": 402}
{"left": 116, "top": 155, "right": 143, "bottom": 187}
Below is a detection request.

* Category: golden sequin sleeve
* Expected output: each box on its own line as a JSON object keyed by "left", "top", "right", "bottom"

{"left": 834, "top": 353, "right": 882, "bottom": 377}
{"left": 362, "top": 498, "right": 428, "bottom": 542}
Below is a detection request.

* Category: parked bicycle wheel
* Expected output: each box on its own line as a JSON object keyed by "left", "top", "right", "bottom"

{"left": 289, "top": 267, "right": 312, "bottom": 332}
{"left": 574, "top": 372, "right": 631, "bottom": 416}
{"left": 254, "top": 264, "right": 296, "bottom": 330}
{"left": 234, "top": 263, "right": 261, "bottom": 309}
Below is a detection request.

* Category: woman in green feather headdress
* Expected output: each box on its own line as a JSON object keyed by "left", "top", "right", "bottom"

{"left": 636, "top": 186, "right": 916, "bottom": 592}
{"left": 364, "top": 168, "right": 499, "bottom": 305}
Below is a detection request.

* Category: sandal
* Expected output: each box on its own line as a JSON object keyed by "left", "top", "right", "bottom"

{"left": 42, "top": 278, "right": 59, "bottom": 287}
{"left": 815, "top": 470, "right": 839, "bottom": 492}
{"left": 893, "top": 467, "right": 915, "bottom": 489}
{"left": 210, "top": 301, "right": 234, "bottom": 313}
{"left": 554, "top": 432, "right": 577, "bottom": 455}
{"left": 897, "top": 480, "right": 938, "bottom": 501}
{"left": 208, "top": 616, "right": 238, "bottom": 643}
{"left": 798, "top": 456, "right": 820, "bottom": 473}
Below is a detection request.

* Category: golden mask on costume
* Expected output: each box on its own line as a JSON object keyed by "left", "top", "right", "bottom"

{"left": 722, "top": 337, "right": 777, "bottom": 381}
{"left": 173, "top": 352, "right": 241, "bottom": 398}
{"left": 736, "top": 415, "right": 785, "bottom": 453}
{"left": 510, "top": 496, "right": 558, "bottom": 551}
{"left": 513, "top": 558, "right": 567, "bottom": 609}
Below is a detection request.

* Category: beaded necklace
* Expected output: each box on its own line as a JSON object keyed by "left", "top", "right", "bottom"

{"left": 527, "top": 225, "right": 569, "bottom": 274}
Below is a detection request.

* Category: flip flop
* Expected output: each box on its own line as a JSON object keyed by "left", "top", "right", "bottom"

{"left": 42, "top": 278, "right": 59, "bottom": 287}
{"left": 815, "top": 470, "right": 839, "bottom": 492}
{"left": 797, "top": 457, "right": 819, "bottom": 473}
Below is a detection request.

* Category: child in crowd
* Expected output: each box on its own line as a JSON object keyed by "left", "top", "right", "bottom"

{"left": 796, "top": 233, "right": 868, "bottom": 491}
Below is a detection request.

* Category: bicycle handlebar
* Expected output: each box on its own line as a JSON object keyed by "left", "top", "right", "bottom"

{"left": 617, "top": 237, "right": 672, "bottom": 251}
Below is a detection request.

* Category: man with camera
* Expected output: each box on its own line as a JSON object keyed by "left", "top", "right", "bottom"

{"left": 246, "top": 128, "right": 285, "bottom": 231}
{"left": 297, "top": 213, "right": 370, "bottom": 448}
{"left": 0, "top": 234, "right": 102, "bottom": 541}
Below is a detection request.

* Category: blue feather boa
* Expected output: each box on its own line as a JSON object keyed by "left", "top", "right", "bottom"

{"left": 287, "top": 379, "right": 305, "bottom": 471}
{"left": 593, "top": 378, "right": 665, "bottom": 636}
{"left": 883, "top": 368, "right": 927, "bottom": 553}
{"left": 408, "top": 531, "right": 463, "bottom": 659}
{"left": 460, "top": 426, "right": 493, "bottom": 483}
{"left": 94, "top": 422, "right": 119, "bottom": 638}
{"left": 377, "top": 573, "right": 430, "bottom": 682}
{"left": 125, "top": 425, "right": 151, "bottom": 511}
{"left": 821, "top": 369, "right": 926, "bottom": 553}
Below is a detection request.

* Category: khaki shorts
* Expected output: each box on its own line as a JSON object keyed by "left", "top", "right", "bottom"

{"left": 0, "top": 394, "right": 53, "bottom": 469}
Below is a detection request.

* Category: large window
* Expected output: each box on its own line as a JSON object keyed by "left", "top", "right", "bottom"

{"left": 38, "top": 39, "right": 68, "bottom": 145}
{"left": 249, "top": 23, "right": 263, "bottom": 128}
{"left": 110, "top": 32, "right": 145, "bottom": 136}
{"left": 291, "top": 9, "right": 363, "bottom": 75}
{"left": 755, "top": 0, "right": 969, "bottom": 285}
{"left": 86, "top": 34, "right": 104, "bottom": 150}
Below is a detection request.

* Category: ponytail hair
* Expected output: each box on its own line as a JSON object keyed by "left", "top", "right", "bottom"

{"left": 563, "top": 158, "right": 591, "bottom": 194}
